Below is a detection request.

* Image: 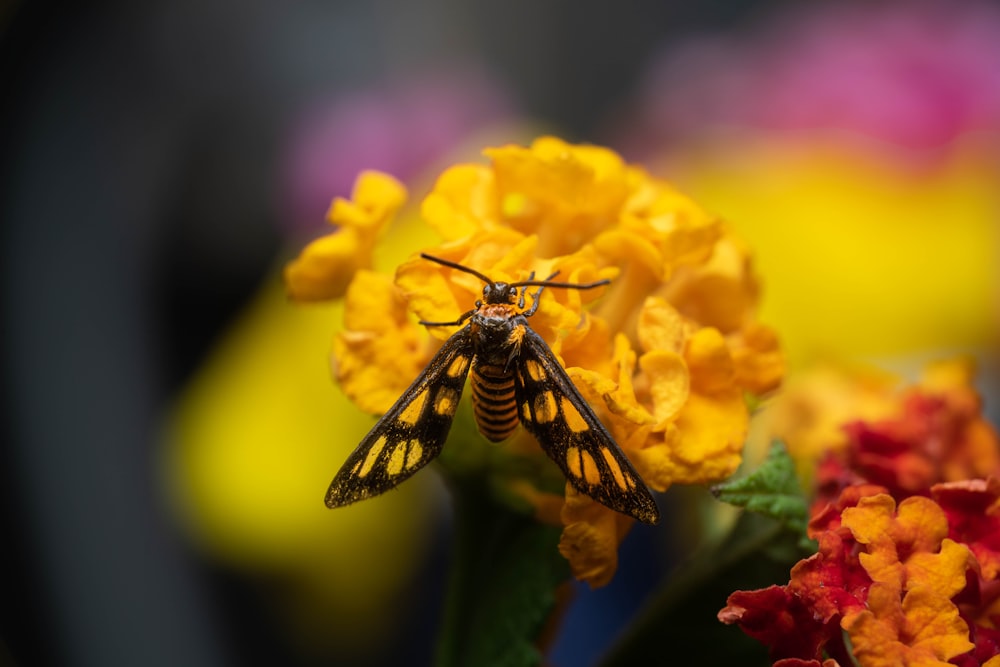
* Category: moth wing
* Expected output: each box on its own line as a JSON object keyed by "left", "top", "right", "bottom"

{"left": 326, "top": 327, "right": 474, "bottom": 507}
{"left": 515, "top": 326, "right": 660, "bottom": 524}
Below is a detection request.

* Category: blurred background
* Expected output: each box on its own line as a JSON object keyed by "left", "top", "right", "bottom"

{"left": 2, "top": 1, "right": 998, "bottom": 665}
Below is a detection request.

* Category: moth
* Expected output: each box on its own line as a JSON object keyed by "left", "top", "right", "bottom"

{"left": 326, "top": 253, "right": 660, "bottom": 524}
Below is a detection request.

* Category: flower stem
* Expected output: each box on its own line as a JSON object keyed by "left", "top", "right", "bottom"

{"left": 434, "top": 469, "right": 570, "bottom": 667}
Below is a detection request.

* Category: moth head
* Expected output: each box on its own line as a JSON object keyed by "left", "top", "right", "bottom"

{"left": 482, "top": 282, "right": 519, "bottom": 306}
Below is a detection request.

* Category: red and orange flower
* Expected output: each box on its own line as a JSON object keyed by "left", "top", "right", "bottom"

{"left": 721, "top": 362, "right": 1000, "bottom": 667}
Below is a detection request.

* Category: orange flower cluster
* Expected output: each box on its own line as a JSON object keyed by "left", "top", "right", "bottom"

{"left": 285, "top": 137, "right": 783, "bottom": 586}
{"left": 720, "top": 363, "right": 1000, "bottom": 667}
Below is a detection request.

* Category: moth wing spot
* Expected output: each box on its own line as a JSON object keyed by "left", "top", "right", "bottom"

{"left": 398, "top": 390, "right": 429, "bottom": 426}
{"left": 600, "top": 447, "right": 630, "bottom": 491}
{"left": 447, "top": 355, "right": 471, "bottom": 378}
{"left": 580, "top": 450, "right": 601, "bottom": 486}
{"left": 434, "top": 387, "right": 459, "bottom": 416}
{"left": 405, "top": 439, "right": 424, "bottom": 471}
{"left": 525, "top": 359, "right": 545, "bottom": 382}
{"left": 560, "top": 396, "right": 590, "bottom": 433}
{"left": 521, "top": 401, "right": 531, "bottom": 421}
{"left": 566, "top": 446, "right": 582, "bottom": 480}
{"left": 358, "top": 435, "right": 388, "bottom": 478}
{"left": 387, "top": 442, "right": 407, "bottom": 476}
{"left": 533, "top": 391, "right": 558, "bottom": 424}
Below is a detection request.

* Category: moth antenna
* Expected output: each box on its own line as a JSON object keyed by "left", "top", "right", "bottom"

{"left": 420, "top": 253, "right": 493, "bottom": 285}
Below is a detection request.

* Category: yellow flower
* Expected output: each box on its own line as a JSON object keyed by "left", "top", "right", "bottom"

{"left": 284, "top": 170, "right": 407, "bottom": 301}
{"left": 333, "top": 269, "right": 429, "bottom": 414}
{"left": 289, "top": 137, "right": 783, "bottom": 587}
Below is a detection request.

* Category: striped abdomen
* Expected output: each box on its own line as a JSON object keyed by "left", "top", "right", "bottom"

{"left": 471, "top": 363, "right": 518, "bottom": 441}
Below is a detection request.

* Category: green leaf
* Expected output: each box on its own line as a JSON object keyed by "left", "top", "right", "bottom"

{"left": 712, "top": 441, "right": 809, "bottom": 537}
{"left": 434, "top": 464, "right": 570, "bottom": 667}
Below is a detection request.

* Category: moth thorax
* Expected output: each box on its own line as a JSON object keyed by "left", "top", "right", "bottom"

{"left": 471, "top": 363, "right": 519, "bottom": 442}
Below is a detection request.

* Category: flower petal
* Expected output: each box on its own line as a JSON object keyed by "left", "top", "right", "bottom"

{"left": 284, "top": 171, "right": 406, "bottom": 301}
{"left": 638, "top": 349, "right": 689, "bottom": 425}
{"left": 558, "top": 488, "right": 632, "bottom": 588}
{"left": 421, "top": 163, "right": 498, "bottom": 240}
{"left": 333, "top": 270, "right": 427, "bottom": 414}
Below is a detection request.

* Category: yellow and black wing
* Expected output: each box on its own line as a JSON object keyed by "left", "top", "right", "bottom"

{"left": 515, "top": 325, "right": 660, "bottom": 524}
{"left": 326, "top": 326, "right": 475, "bottom": 508}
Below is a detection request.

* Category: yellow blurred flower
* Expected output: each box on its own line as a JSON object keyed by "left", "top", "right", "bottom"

{"left": 669, "top": 134, "right": 1000, "bottom": 367}
{"left": 166, "top": 171, "right": 439, "bottom": 657}
{"left": 285, "top": 137, "right": 783, "bottom": 587}
{"left": 164, "top": 280, "right": 437, "bottom": 655}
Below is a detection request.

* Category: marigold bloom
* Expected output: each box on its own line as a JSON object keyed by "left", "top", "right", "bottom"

{"left": 933, "top": 478, "right": 1000, "bottom": 667}
{"left": 841, "top": 496, "right": 976, "bottom": 666}
{"left": 933, "top": 479, "right": 1000, "bottom": 581}
{"left": 722, "top": 362, "right": 1000, "bottom": 666}
{"left": 722, "top": 491, "right": 977, "bottom": 665}
{"left": 287, "top": 137, "right": 782, "bottom": 586}
{"left": 720, "top": 484, "right": 874, "bottom": 664}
